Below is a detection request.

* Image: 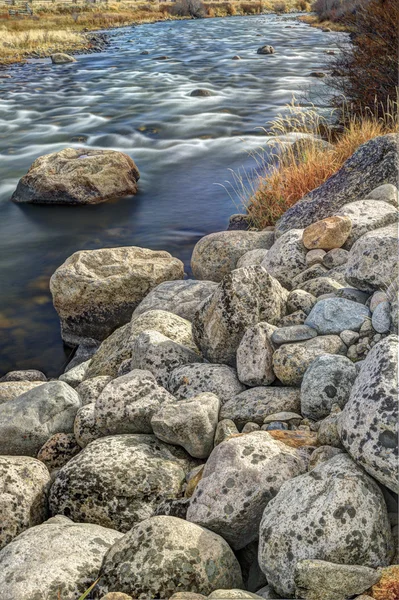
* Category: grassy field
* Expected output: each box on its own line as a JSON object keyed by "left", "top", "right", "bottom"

{"left": 0, "top": 0, "right": 310, "bottom": 64}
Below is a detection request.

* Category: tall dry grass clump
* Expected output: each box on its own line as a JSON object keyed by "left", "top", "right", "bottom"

{"left": 236, "top": 99, "right": 398, "bottom": 228}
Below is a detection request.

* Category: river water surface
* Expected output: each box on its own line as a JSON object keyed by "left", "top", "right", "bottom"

{"left": 0, "top": 14, "right": 345, "bottom": 375}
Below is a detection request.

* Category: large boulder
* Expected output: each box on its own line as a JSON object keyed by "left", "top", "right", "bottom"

{"left": 345, "top": 224, "right": 398, "bottom": 291}
{"left": 220, "top": 387, "right": 301, "bottom": 428}
{"left": 187, "top": 431, "right": 307, "bottom": 550}
{"left": 275, "top": 134, "right": 398, "bottom": 236}
{"left": 49, "top": 434, "right": 197, "bottom": 531}
{"left": 97, "top": 516, "right": 243, "bottom": 598}
{"left": 193, "top": 266, "right": 288, "bottom": 366}
{"left": 0, "top": 456, "right": 50, "bottom": 550}
{"left": 151, "top": 393, "right": 220, "bottom": 458}
{"left": 258, "top": 454, "right": 394, "bottom": 597}
{"left": 0, "top": 515, "right": 122, "bottom": 600}
{"left": 132, "top": 280, "right": 218, "bottom": 321}
{"left": 261, "top": 229, "right": 307, "bottom": 289}
{"left": 191, "top": 231, "right": 274, "bottom": 282}
{"left": 300, "top": 355, "right": 357, "bottom": 421}
{"left": 338, "top": 335, "right": 398, "bottom": 492}
{"left": 11, "top": 147, "right": 140, "bottom": 205}
{"left": 94, "top": 370, "right": 176, "bottom": 436}
{"left": 0, "top": 381, "right": 80, "bottom": 456}
{"left": 169, "top": 363, "right": 245, "bottom": 404}
{"left": 50, "top": 248, "right": 184, "bottom": 346}
{"left": 131, "top": 330, "right": 202, "bottom": 386}
{"left": 336, "top": 199, "right": 398, "bottom": 248}
{"left": 272, "top": 335, "right": 346, "bottom": 386}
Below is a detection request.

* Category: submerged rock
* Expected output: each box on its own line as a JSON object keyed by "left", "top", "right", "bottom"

{"left": 51, "top": 52, "right": 77, "bottom": 64}
{"left": 97, "top": 516, "right": 243, "bottom": 598}
{"left": 11, "top": 147, "right": 139, "bottom": 205}
{"left": 50, "top": 247, "right": 184, "bottom": 346}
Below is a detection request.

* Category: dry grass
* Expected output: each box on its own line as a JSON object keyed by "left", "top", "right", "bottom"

{"left": 298, "top": 13, "right": 351, "bottom": 31}
{"left": 0, "top": 0, "right": 311, "bottom": 64}
{"left": 233, "top": 98, "right": 398, "bottom": 228}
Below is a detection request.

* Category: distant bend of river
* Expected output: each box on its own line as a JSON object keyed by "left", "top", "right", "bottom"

{"left": 0, "top": 14, "right": 346, "bottom": 376}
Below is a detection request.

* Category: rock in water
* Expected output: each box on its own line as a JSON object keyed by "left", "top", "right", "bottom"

{"left": 11, "top": 148, "right": 139, "bottom": 205}
{"left": 275, "top": 134, "right": 398, "bottom": 236}
{"left": 0, "top": 515, "right": 122, "bottom": 599}
{"left": 0, "top": 381, "right": 80, "bottom": 456}
{"left": 193, "top": 266, "right": 288, "bottom": 366}
{"left": 49, "top": 434, "right": 197, "bottom": 531}
{"left": 186, "top": 431, "right": 307, "bottom": 550}
{"left": 338, "top": 335, "right": 398, "bottom": 493}
{"left": 98, "top": 515, "right": 243, "bottom": 597}
{"left": 257, "top": 45, "right": 275, "bottom": 54}
{"left": 0, "top": 456, "right": 50, "bottom": 550}
{"left": 50, "top": 247, "right": 184, "bottom": 346}
{"left": 258, "top": 454, "right": 394, "bottom": 597}
{"left": 51, "top": 52, "right": 77, "bottom": 63}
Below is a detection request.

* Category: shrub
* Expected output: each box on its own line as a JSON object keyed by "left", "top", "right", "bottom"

{"left": 328, "top": 0, "right": 399, "bottom": 118}
{"left": 170, "top": 0, "right": 206, "bottom": 17}
{"left": 273, "top": 0, "right": 287, "bottom": 12}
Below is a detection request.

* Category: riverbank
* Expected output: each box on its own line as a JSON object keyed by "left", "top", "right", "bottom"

{"left": 0, "top": 0, "right": 310, "bottom": 65}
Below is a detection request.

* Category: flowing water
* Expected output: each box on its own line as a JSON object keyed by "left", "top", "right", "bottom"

{"left": 0, "top": 14, "right": 345, "bottom": 376}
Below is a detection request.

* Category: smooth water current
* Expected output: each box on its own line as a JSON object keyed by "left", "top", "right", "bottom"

{"left": 0, "top": 14, "right": 345, "bottom": 375}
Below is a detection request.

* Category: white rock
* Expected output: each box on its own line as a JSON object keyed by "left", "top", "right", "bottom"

{"left": 236, "top": 322, "right": 277, "bottom": 386}
{"left": 261, "top": 229, "right": 307, "bottom": 289}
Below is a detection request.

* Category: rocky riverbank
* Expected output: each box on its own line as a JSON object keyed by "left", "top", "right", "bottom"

{"left": 0, "top": 133, "right": 398, "bottom": 599}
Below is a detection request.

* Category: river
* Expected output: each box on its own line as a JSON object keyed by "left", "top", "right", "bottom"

{"left": 0, "top": 14, "right": 345, "bottom": 376}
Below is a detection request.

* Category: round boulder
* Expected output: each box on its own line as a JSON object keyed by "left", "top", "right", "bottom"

{"left": 97, "top": 516, "right": 243, "bottom": 598}
{"left": 11, "top": 148, "right": 139, "bottom": 205}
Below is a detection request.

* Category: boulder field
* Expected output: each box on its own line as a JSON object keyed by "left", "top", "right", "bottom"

{"left": 0, "top": 135, "right": 398, "bottom": 600}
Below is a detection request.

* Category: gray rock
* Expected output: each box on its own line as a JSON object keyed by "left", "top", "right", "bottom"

{"left": 339, "top": 329, "right": 359, "bottom": 346}
{"left": 338, "top": 335, "right": 398, "bottom": 492}
{"left": 50, "top": 247, "right": 184, "bottom": 346}
{"left": 317, "top": 405, "right": 344, "bottom": 448}
{"left": 0, "top": 369, "right": 46, "bottom": 382}
{"left": 0, "top": 456, "right": 50, "bottom": 550}
{"left": 191, "top": 231, "right": 274, "bottom": 282}
{"left": 294, "top": 559, "right": 380, "bottom": 600}
{"left": 257, "top": 45, "right": 275, "bottom": 54}
{"left": 151, "top": 393, "right": 220, "bottom": 458}
{"left": 298, "top": 277, "right": 344, "bottom": 296}
{"left": 275, "top": 134, "right": 398, "bottom": 236}
{"left": 59, "top": 359, "right": 91, "bottom": 388}
{"left": 193, "top": 266, "right": 288, "bottom": 366}
{"left": 337, "top": 199, "right": 398, "bottom": 248}
{"left": 169, "top": 363, "right": 245, "bottom": 404}
{"left": 97, "top": 516, "right": 243, "bottom": 597}
{"left": 49, "top": 434, "right": 197, "bottom": 532}
{"left": 263, "top": 412, "right": 302, "bottom": 425}
{"left": 277, "top": 310, "right": 307, "bottom": 326}
{"left": 365, "top": 183, "right": 398, "bottom": 207}
{"left": 0, "top": 381, "right": 44, "bottom": 404}
{"left": 271, "top": 325, "right": 317, "bottom": 346}
{"left": 370, "top": 290, "right": 389, "bottom": 312}
{"left": 255, "top": 585, "right": 281, "bottom": 599}
{"left": 371, "top": 301, "right": 391, "bottom": 333}
{"left": 0, "top": 381, "right": 80, "bottom": 456}
{"left": 228, "top": 214, "right": 251, "bottom": 230}
{"left": 261, "top": 229, "right": 307, "bottom": 289}
{"left": 74, "top": 403, "right": 98, "bottom": 448}
{"left": 209, "top": 591, "right": 263, "bottom": 599}
{"left": 221, "top": 387, "right": 301, "bottom": 428}
{"left": 335, "top": 287, "right": 370, "bottom": 304}
{"left": 95, "top": 370, "right": 175, "bottom": 435}
{"left": 131, "top": 330, "right": 203, "bottom": 387}
{"left": 187, "top": 431, "right": 307, "bottom": 550}
{"left": 132, "top": 280, "right": 218, "bottom": 321}
{"left": 64, "top": 340, "right": 100, "bottom": 371}
{"left": 190, "top": 88, "right": 213, "bottom": 97}
{"left": 292, "top": 264, "right": 329, "bottom": 288}
{"left": 287, "top": 290, "right": 316, "bottom": 315}
{"left": 258, "top": 454, "right": 394, "bottom": 597}
{"left": 237, "top": 249, "right": 269, "bottom": 268}
{"left": 306, "top": 249, "right": 326, "bottom": 267}
{"left": 305, "top": 298, "right": 370, "bottom": 334}
{"left": 236, "top": 322, "right": 277, "bottom": 386}
{"left": 37, "top": 432, "right": 81, "bottom": 471}
{"left": 154, "top": 497, "right": 190, "bottom": 520}
{"left": 51, "top": 52, "right": 77, "bottom": 63}
{"left": 308, "top": 446, "right": 344, "bottom": 470}
{"left": 0, "top": 515, "right": 122, "bottom": 600}
{"left": 322, "top": 248, "right": 349, "bottom": 269}
{"left": 76, "top": 375, "right": 112, "bottom": 405}
{"left": 345, "top": 224, "right": 398, "bottom": 291}
{"left": 242, "top": 422, "right": 261, "bottom": 433}
{"left": 272, "top": 335, "right": 347, "bottom": 386}
{"left": 300, "top": 355, "right": 358, "bottom": 420}
{"left": 85, "top": 322, "right": 131, "bottom": 378}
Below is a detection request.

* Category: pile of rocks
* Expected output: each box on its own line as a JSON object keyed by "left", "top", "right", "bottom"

{"left": 0, "top": 135, "right": 397, "bottom": 600}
